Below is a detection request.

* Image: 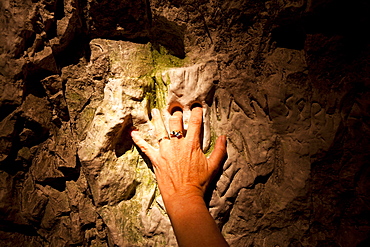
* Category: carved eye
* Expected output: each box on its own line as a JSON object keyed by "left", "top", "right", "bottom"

{"left": 171, "top": 106, "right": 183, "bottom": 114}
{"left": 168, "top": 103, "right": 183, "bottom": 115}
{"left": 190, "top": 102, "right": 202, "bottom": 110}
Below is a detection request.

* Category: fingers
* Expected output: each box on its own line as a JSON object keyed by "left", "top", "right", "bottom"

{"left": 185, "top": 106, "right": 203, "bottom": 143}
{"left": 169, "top": 110, "right": 184, "bottom": 138}
{"left": 152, "top": 109, "right": 168, "bottom": 141}
{"left": 208, "top": 135, "right": 227, "bottom": 171}
{"left": 131, "top": 130, "right": 157, "bottom": 162}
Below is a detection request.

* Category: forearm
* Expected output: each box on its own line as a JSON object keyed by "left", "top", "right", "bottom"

{"left": 164, "top": 195, "right": 229, "bottom": 247}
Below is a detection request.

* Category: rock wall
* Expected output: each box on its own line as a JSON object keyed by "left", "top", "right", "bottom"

{"left": 1, "top": 0, "right": 369, "bottom": 246}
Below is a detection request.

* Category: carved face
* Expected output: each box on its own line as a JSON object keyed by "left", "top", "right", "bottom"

{"left": 161, "top": 61, "right": 218, "bottom": 151}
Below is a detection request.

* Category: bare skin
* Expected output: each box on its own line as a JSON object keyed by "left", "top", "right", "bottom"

{"left": 131, "top": 106, "right": 229, "bottom": 247}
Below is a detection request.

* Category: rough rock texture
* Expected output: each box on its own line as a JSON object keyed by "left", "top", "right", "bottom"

{"left": 1, "top": 0, "right": 370, "bottom": 246}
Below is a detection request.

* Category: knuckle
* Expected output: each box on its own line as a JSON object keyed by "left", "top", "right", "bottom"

{"left": 187, "top": 139, "right": 200, "bottom": 149}
{"left": 170, "top": 115, "right": 181, "bottom": 122}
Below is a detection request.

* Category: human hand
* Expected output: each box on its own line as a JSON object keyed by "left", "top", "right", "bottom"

{"left": 130, "top": 106, "right": 227, "bottom": 203}
{"left": 131, "top": 106, "right": 229, "bottom": 247}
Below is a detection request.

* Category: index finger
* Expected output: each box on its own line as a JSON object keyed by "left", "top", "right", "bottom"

{"left": 152, "top": 109, "right": 168, "bottom": 139}
{"left": 185, "top": 106, "right": 203, "bottom": 144}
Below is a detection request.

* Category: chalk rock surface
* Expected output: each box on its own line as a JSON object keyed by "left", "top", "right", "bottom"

{"left": 1, "top": 0, "right": 370, "bottom": 246}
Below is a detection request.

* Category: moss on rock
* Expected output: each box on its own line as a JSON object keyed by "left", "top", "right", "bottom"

{"left": 143, "top": 43, "right": 188, "bottom": 112}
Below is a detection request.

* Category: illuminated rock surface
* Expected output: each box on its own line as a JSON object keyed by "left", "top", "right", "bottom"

{"left": 1, "top": 0, "right": 370, "bottom": 246}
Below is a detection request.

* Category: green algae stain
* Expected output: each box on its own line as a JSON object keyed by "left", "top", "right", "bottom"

{"left": 119, "top": 201, "right": 143, "bottom": 243}
{"left": 151, "top": 44, "right": 186, "bottom": 69}
{"left": 205, "top": 127, "right": 217, "bottom": 157}
{"left": 143, "top": 43, "right": 187, "bottom": 112}
{"left": 143, "top": 74, "right": 167, "bottom": 111}
{"left": 107, "top": 40, "right": 186, "bottom": 113}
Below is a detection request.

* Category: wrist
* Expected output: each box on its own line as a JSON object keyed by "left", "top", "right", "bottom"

{"left": 159, "top": 183, "right": 205, "bottom": 203}
{"left": 162, "top": 192, "right": 207, "bottom": 216}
